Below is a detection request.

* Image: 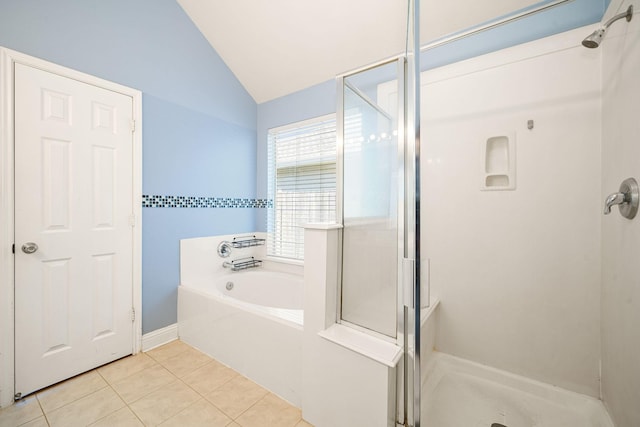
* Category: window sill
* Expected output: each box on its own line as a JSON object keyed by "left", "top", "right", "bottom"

{"left": 303, "top": 222, "right": 343, "bottom": 230}
{"left": 264, "top": 256, "right": 304, "bottom": 267}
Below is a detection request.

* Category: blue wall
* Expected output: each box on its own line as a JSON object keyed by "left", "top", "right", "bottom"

{"left": 0, "top": 0, "right": 258, "bottom": 334}
{"left": 255, "top": 0, "right": 608, "bottom": 233}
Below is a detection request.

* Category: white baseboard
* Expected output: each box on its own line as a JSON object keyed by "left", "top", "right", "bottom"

{"left": 141, "top": 323, "right": 178, "bottom": 352}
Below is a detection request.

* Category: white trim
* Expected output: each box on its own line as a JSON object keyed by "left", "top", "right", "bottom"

{"left": 318, "top": 323, "right": 403, "bottom": 368}
{"left": 141, "top": 324, "right": 179, "bottom": 352}
{"left": 0, "top": 47, "right": 16, "bottom": 409}
{"left": 264, "top": 255, "right": 305, "bottom": 267}
{"left": 0, "top": 47, "right": 143, "bottom": 408}
{"left": 302, "top": 223, "right": 343, "bottom": 230}
{"left": 266, "top": 112, "right": 335, "bottom": 134}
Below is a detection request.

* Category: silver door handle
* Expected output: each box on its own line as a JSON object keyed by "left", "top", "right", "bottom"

{"left": 21, "top": 242, "right": 38, "bottom": 254}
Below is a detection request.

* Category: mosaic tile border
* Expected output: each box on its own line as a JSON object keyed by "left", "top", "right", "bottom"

{"left": 142, "top": 195, "right": 272, "bottom": 209}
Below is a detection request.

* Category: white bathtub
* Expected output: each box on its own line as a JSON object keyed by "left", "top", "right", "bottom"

{"left": 209, "top": 271, "right": 304, "bottom": 326}
{"left": 178, "top": 235, "right": 304, "bottom": 406}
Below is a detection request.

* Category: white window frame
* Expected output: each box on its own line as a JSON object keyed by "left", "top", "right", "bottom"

{"left": 267, "top": 114, "right": 337, "bottom": 261}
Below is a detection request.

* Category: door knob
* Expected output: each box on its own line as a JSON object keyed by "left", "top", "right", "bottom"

{"left": 604, "top": 177, "right": 638, "bottom": 219}
{"left": 21, "top": 242, "right": 38, "bottom": 254}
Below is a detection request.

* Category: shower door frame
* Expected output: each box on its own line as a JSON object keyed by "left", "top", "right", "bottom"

{"left": 336, "top": 56, "right": 406, "bottom": 345}
{"left": 336, "top": 54, "right": 423, "bottom": 426}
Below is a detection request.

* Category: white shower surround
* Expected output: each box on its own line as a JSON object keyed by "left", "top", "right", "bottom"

{"left": 420, "top": 25, "right": 603, "bottom": 397}
{"left": 178, "top": 234, "right": 304, "bottom": 406}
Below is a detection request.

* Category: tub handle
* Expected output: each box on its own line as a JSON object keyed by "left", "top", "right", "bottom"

{"left": 217, "top": 241, "right": 233, "bottom": 258}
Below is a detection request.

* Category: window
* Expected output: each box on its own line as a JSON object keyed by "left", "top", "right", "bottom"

{"left": 267, "top": 114, "right": 336, "bottom": 260}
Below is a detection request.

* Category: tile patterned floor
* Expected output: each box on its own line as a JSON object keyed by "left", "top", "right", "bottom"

{"left": 0, "top": 340, "right": 313, "bottom": 427}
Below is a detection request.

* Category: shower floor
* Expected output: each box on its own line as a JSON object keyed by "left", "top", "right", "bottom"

{"left": 421, "top": 352, "right": 614, "bottom": 427}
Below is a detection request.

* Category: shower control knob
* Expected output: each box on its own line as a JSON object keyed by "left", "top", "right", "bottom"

{"left": 21, "top": 242, "right": 39, "bottom": 254}
{"left": 604, "top": 177, "right": 638, "bottom": 219}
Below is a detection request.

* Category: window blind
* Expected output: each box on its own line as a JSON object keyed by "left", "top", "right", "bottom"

{"left": 267, "top": 115, "right": 336, "bottom": 260}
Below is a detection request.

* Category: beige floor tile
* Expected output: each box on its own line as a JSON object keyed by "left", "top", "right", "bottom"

{"left": 159, "top": 398, "right": 231, "bottom": 427}
{"left": 47, "top": 387, "right": 125, "bottom": 427}
{"left": 181, "top": 360, "right": 238, "bottom": 395}
{"left": 97, "top": 353, "right": 157, "bottom": 384}
{"left": 89, "top": 406, "right": 143, "bottom": 427}
{"left": 295, "top": 420, "right": 314, "bottom": 427}
{"left": 159, "top": 347, "right": 212, "bottom": 378}
{"left": 111, "top": 364, "right": 176, "bottom": 403}
{"left": 129, "top": 380, "right": 200, "bottom": 426}
{"left": 235, "top": 394, "right": 301, "bottom": 427}
{"left": 205, "top": 376, "right": 268, "bottom": 419}
{"left": 0, "top": 396, "right": 43, "bottom": 427}
{"left": 145, "top": 340, "right": 191, "bottom": 363}
{"left": 36, "top": 370, "right": 107, "bottom": 414}
{"left": 18, "top": 416, "right": 49, "bottom": 427}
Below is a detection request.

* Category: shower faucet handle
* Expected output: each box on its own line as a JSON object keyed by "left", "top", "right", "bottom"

{"left": 604, "top": 177, "right": 638, "bottom": 219}
{"left": 604, "top": 192, "right": 626, "bottom": 214}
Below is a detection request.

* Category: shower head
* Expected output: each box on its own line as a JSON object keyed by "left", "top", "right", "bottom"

{"left": 582, "top": 5, "right": 633, "bottom": 48}
{"left": 582, "top": 28, "right": 606, "bottom": 48}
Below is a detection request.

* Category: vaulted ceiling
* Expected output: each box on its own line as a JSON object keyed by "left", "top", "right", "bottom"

{"left": 177, "top": 0, "right": 542, "bottom": 103}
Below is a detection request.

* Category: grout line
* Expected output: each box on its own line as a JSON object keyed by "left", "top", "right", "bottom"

{"left": 95, "top": 354, "right": 160, "bottom": 386}
{"left": 232, "top": 392, "right": 271, "bottom": 422}
{"left": 39, "top": 383, "right": 111, "bottom": 417}
{"left": 34, "top": 395, "right": 51, "bottom": 427}
{"left": 84, "top": 384, "right": 127, "bottom": 426}
{"left": 158, "top": 397, "right": 218, "bottom": 426}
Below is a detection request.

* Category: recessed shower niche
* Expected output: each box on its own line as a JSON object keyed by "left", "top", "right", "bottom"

{"left": 481, "top": 133, "right": 516, "bottom": 190}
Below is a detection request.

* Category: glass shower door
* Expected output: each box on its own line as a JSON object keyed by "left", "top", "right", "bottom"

{"left": 339, "top": 60, "right": 403, "bottom": 339}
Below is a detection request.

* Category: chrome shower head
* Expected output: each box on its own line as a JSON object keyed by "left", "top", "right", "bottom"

{"left": 582, "top": 28, "right": 606, "bottom": 48}
{"left": 581, "top": 5, "right": 633, "bottom": 49}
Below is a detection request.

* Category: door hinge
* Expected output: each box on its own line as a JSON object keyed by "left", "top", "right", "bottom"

{"left": 131, "top": 308, "right": 135, "bottom": 323}
{"left": 12, "top": 243, "right": 15, "bottom": 254}
{"left": 128, "top": 214, "right": 136, "bottom": 227}
{"left": 130, "top": 120, "right": 136, "bottom": 132}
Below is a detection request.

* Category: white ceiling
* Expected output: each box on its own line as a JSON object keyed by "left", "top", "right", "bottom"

{"left": 177, "top": 0, "right": 541, "bottom": 104}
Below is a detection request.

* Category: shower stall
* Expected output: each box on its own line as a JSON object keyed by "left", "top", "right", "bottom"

{"left": 334, "top": 0, "right": 639, "bottom": 426}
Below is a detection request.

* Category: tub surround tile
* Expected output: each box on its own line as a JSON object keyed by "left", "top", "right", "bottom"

{"left": 36, "top": 370, "right": 108, "bottom": 413}
{"left": 0, "top": 395, "right": 43, "bottom": 427}
{"left": 111, "top": 364, "right": 176, "bottom": 404}
{"left": 145, "top": 340, "right": 191, "bottom": 363}
{"left": 88, "top": 407, "right": 144, "bottom": 427}
{"left": 205, "top": 375, "right": 269, "bottom": 419}
{"left": 159, "top": 398, "right": 231, "bottom": 427}
{"left": 97, "top": 353, "right": 157, "bottom": 385}
{"left": 181, "top": 359, "right": 239, "bottom": 396}
{"left": 161, "top": 347, "right": 212, "bottom": 378}
{"left": 235, "top": 393, "right": 302, "bottom": 427}
{"left": 46, "top": 387, "right": 125, "bottom": 427}
{"left": 129, "top": 380, "right": 200, "bottom": 426}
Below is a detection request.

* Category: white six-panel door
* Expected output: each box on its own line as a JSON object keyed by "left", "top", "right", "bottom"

{"left": 14, "top": 63, "right": 134, "bottom": 397}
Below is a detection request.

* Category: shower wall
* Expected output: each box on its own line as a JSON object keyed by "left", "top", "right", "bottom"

{"left": 421, "top": 27, "right": 602, "bottom": 396}
{"left": 600, "top": 1, "right": 640, "bottom": 425}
